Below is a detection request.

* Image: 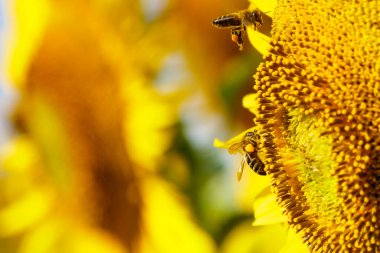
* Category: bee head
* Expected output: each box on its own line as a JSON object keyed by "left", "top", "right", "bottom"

{"left": 244, "top": 130, "right": 260, "bottom": 147}
{"left": 245, "top": 130, "right": 260, "bottom": 139}
{"left": 252, "top": 10, "right": 263, "bottom": 26}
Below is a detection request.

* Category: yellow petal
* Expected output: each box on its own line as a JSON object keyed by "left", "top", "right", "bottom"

{"left": 123, "top": 79, "right": 179, "bottom": 172}
{"left": 213, "top": 138, "right": 230, "bottom": 149}
{"left": 242, "top": 93, "right": 260, "bottom": 115}
{"left": 235, "top": 173, "right": 271, "bottom": 213}
{"left": 279, "top": 228, "right": 309, "bottom": 253}
{"left": 253, "top": 193, "right": 286, "bottom": 226}
{"left": 140, "top": 177, "right": 216, "bottom": 253}
{"left": 0, "top": 136, "right": 39, "bottom": 174}
{"left": 6, "top": 0, "right": 51, "bottom": 88}
{"left": 220, "top": 221, "right": 287, "bottom": 253}
{"left": 246, "top": 28, "right": 271, "bottom": 56}
{"left": 0, "top": 187, "right": 54, "bottom": 236}
{"left": 19, "top": 219, "right": 61, "bottom": 253}
{"left": 66, "top": 226, "right": 127, "bottom": 253}
{"left": 19, "top": 220, "right": 127, "bottom": 253}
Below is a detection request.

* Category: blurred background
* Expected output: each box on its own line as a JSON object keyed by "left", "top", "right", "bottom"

{"left": 0, "top": 0, "right": 288, "bottom": 252}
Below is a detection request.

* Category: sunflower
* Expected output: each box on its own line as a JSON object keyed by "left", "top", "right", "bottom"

{"left": 0, "top": 1, "right": 216, "bottom": 252}
{"left": 217, "top": 0, "right": 380, "bottom": 252}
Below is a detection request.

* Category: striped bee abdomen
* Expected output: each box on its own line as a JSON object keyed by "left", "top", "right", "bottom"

{"left": 212, "top": 14, "right": 242, "bottom": 29}
{"left": 245, "top": 152, "right": 266, "bottom": 175}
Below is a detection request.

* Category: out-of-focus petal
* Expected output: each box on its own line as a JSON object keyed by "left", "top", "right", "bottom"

{"left": 6, "top": 0, "right": 50, "bottom": 87}
{"left": 19, "top": 219, "right": 61, "bottom": 253}
{"left": 0, "top": 136, "right": 38, "bottom": 174}
{"left": 279, "top": 228, "right": 309, "bottom": 253}
{"left": 235, "top": 173, "right": 271, "bottom": 213}
{"left": 123, "top": 79, "right": 181, "bottom": 172}
{"left": 19, "top": 219, "right": 127, "bottom": 253}
{"left": 252, "top": 193, "right": 286, "bottom": 226}
{"left": 140, "top": 177, "right": 216, "bottom": 253}
{"left": 0, "top": 187, "right": 54, "bottom": 236}
{"left": 220, "top": 221, "right": 287, "bottom": 253}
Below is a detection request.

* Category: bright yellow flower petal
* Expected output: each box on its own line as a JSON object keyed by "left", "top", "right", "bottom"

{"left": 123, "top": 79, "right": 179, "bottom": 172}
{"left": 0, "top": 136, "right": 38, "bottom": 174}
{"left": 279, "top": 228, "right": 309, "bottom": 253}
{"left": 220, "top": 221, "right": 287, "bottom": 253}
{"left": 6, "top": 0, "right": 50, "bottom": 87}
{"left": 235, "top": 172, "right": 271, "bottom": 213}
{"left": 252, "top": 193, "right": 286, "bottom": 226}
{"left": 140, "top": 177, "right": 216, "bottom": 253}
{"left": 64, "top": 226, "right": 127, "bottom": 253}
{"left": 242, "top": 93, "right": 260, "bottom": 115}
{"left": 246, "top": 29, "right": 271, "bottom": 56}
{"left": 19, "top": 219, "right": 127, "bottom": 253}
{"left": 0, "top": 187, "right": 54, "bottom": 236}
{"left": 19, "top": 219, "right": 62, "bottom": 253}
{"left": 213, "top": 138, "right": 230, "bottom": 149}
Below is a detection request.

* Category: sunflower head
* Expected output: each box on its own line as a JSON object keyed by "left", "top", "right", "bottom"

{"left": 242, "top": 0, "right": 380, "bottom": 251}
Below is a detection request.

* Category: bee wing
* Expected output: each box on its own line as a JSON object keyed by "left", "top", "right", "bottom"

{"left": 236, "top": 158, "right": 245, "bottom": 181}
{"left": 228, "top": 142, "right": 244, "bottom": 154}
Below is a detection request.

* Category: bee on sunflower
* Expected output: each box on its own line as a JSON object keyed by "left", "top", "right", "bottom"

{"left": 215, "top": 0, "right": 380, "bottom": 252}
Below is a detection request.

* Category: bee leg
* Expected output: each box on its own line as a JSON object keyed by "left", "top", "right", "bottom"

{"left": 237, "top": 157, "right": 246, "bottom": 181}
{"left": 230, "top": 29, "right": 240, "bottom": 43}
{"left": 231, "top": 29, "right": 244, "bottom": 51}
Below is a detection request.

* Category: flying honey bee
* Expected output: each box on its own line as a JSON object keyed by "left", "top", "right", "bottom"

{"left": 228, "top": 130, "right": 266, "bottom": 181}
{"left": 212, "top": 9, "right": 263, "bottom": 51}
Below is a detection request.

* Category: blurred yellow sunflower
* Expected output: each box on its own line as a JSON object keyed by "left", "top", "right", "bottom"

{"left": 0, "top": 0, "right": 216, "bottom": 253}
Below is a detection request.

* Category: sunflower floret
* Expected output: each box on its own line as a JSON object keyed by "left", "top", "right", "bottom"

{"left": 246, "top": 0, "right": 380, "bottom": 251}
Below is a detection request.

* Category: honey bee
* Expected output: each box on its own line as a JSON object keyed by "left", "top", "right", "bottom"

{"left": 229, "top": 130, "right": 266, "bottom": 181}
{"left": 212, "top": 9, "right": 263, "bottom": 51}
